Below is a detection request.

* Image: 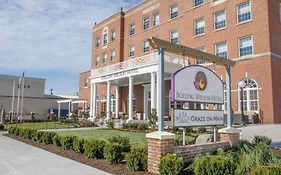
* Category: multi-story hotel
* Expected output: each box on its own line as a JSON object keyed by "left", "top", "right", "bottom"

{"left": 79, "top": 0, "right": 281, "bottom": 124}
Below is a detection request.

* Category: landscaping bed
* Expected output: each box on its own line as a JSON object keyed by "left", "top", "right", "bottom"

{"left": 5, "top": 133, "right": 150, "bottom": 175}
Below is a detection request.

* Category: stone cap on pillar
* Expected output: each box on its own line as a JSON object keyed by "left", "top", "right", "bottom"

{"left": 218, "top": 127, "right": 241, "bottom": 134}
{"left": 146, "top": 131, "right": 176, "bottom": 140}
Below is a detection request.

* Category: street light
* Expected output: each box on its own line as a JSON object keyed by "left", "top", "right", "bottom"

{"left": 238, "top": 80, "right": 246, "bottom": 125}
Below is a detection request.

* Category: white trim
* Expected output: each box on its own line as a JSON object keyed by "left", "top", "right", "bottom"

{"left": 213, "top": 10, "right": 226, "bottom": 31}
{"left": 238, "top": 34, "right": 254, "bottom": 58}
{"left": 236, "top": 1, "right": 252, "bottom": 25}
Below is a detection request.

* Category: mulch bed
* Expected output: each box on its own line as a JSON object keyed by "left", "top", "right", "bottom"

{"left": 272, "top": 148, "right": 281, "bottom": 159}
{"left": 5, "top": 134, "right": 151, "bottom": 175}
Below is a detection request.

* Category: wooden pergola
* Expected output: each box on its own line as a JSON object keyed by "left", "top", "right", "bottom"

{"left": 148, "top": 37, "right": 236, "bottom": 131}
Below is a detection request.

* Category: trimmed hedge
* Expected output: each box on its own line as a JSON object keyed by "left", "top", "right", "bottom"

{"left": 52, "top": 134, "right": 61, "bottom": 146}
{"left": 108, "top": 135, "right": 131, "bottom": 152}
{"left": 126, "top": 147, "right": 147, "bottom": 171}
{"left": 73, "top": 137, "right": 84, "bottom": 154}
{"left": 158, "top": 153, "right": 184, "bottom": 175}
{"left": 194, "top": 155, "right": 235, "bottom": 175}
{"left": 104, "top": 142, "right": 123, "bottom": 164}
{"left": 0, "top": 124, "right": 4, "bottom": 130}
{"left": 84, "top": 139, "right": 106, "bottom": 159}
{"left": 60, "top": 136, "right": 76, "bottom": 150}
{"left": 251, "top": 164, "right": 281, "bottom": 175}
{"left": 42, "top": 132, "right": 57, "bottom": 144}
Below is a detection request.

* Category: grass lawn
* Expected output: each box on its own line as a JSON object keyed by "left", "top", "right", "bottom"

{"left": 5, "top": 122, "right": 75, "bottom": 130}
{"left": 57, "top": 129, "right": 148, "bottom": 147}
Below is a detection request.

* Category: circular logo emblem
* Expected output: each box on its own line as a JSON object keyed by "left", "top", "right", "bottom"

{"left": 194, "top": 71, "right": 207, "bottom": 91}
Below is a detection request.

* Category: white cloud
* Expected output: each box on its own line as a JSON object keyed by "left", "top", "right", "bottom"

{"left": 0, "top": 0, "right": 141, "bottom": 94}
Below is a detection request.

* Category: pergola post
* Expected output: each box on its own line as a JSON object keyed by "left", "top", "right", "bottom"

{"left": 158, "top": 48, "right": 165, "bottom": 131}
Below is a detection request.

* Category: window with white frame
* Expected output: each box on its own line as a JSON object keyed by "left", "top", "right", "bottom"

{"left": 196, "top": 47, "right": 206, "bottom": 64}
{"left": 84, "top": 78, "right": 88, "bottom": 88}
{"left": 237, "top": 1, "right": 251, "bottom": 24}
{"left": 153, "top": 13, "right": 160, "bottom": 26}
{"left": 279, "top": 3, "right": 281, "bottom": 22}
{"left": 170, "top": 5, "right": 178, "bottom": 19}
{"left": 214, "top": 10, "right": 226, "bottom": 30}
{"left": 239, "top": 35, "right": 253, "bottom": 57}
{"left": 194, "top": 0, "right": 204, "bottom": 7}
{"left": 238, "top": 78, "right": 259, "bottom": 112}
{"left": 102, "top": 28, "right": 108, "bottom": 46}
{"left": 129, "top": 45, "right": 135, "bottom": 58}
{"left": 194, "top": 18, "right": 205, "bottom": 36}
{"left": 143, "top": 17, "right": 150, "bottom": 30}
{"left": 129, "top": 23, "right": 135, "bottom": 35}
{"left": 96, "top": 37, "right": 100, "bottom": 48}
{"left": 111, "top": 30, "right": 116, "bottom": 41}
{"left": 143, "top": 40, "right": 149, "bottom": 53}
{"left": 170, "top": 31, "right": 178, "bottom": 44}
{"left": 215, "top": 42, "right": 228, "bottom": 59}
{"left": 95, "top": 55, "right": 99, "bottom": 66}
{"left": 110, "top": 50, "right": 116, "bottom": 61}
{"left": 102, "top": 53, "right": 107, "bottom": 64}
{"left": 111, "top": 95, "right": 115, "bottom": 112}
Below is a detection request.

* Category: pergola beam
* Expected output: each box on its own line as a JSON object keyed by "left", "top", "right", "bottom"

{"left": 148, "top": 37, "right": 236, "bottom": 67}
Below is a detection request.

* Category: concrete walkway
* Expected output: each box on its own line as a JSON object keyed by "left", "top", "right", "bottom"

{"left": 239, "top": 124, "right": 281, "bottom": 148}
{"left": 0, "top": 131, "right": 112, "bottom": 175}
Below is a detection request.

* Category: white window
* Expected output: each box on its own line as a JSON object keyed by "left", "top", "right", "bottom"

{"left": 143, "top": 17, "right": 150, "bottom": 30}
{"left": 194, "top": 18, "right": 205, "bottom": 36}
{"left": 143, "top": 40, "right": 149, "bottom": 53}
{"left": 237, "top": 1, "right": 251, "bottom": 24}
{"left": 238, "top": 78, "right": 259, "bottom": 112}
{"left": 129, "top": 45, "right": 135, "bottom": 58}
{"left": 129, "top": 23, "right": 135, "bottom": 35}
{"left": 110, "top": 50, "right": 116, "bottom": 61}
{"left": 170, "top": 5, "right": 178, "bottom": 19}
{"left": 111, "top": 95, "right": 115, "bottom": 112}
{"left": 111, "top": 30, "right": 116, "bottom": 41}
{"left": 102, "top": 53, "right": 107, "bottom": 64}
{"left": 239, "top": 35, "right": 253, "bottom": 57}
{"left": 215, "top": 42, "right": 228, "bottom": 59}
{"left": 95, "top": 56, "right": 99, "bottom": 66}
{"left": 84, "top": 79, "right": 88, "bottom": 88}
{"left": 170, "top": 31, "right": 178, "bottom": 44}
{"left": 214, "top": 11, "right": 226, "bottom": 30}
{"left": 96, "top": 37, "right": 100, "bottom": 48}
{"left": 102, "top": 28, "right": 108, "bottom": 46}
{"left": 194, "top": 0, "right": 204, "bottom": 7}
{"left": 196, "top": 47, "right": 206, "bottom": 64}
{"left": 153, "top": 13, "right": 160, "bottom": 26}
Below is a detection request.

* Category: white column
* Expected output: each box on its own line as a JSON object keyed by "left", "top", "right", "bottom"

{"left": 90, "top": 83, "right": 97, "bottom": 121}
{"left": 150, "top": 72, "right": 156, "bottom": 111}
{"left": 58, "top": 103, "right": 61, "bottom": 118}
{"left": 68, "top": 101, "right": 71, "bottom": 118}
{"left": 115, "top": 86, "right": 119, "bottom": 119}
{"left": 128, "top": 76, "right": 134, "bottom": 121}
{"left": 143, "top": 89, "right": 148, "bottom": 120}
{"left": 90, "top": 84, "right": 94, "bottom": 118}
{"left": 156, "top": 71, "right": 160, "bottom": 116}
{"left": 106, "top": 81, "right": 111, "bottom": 121}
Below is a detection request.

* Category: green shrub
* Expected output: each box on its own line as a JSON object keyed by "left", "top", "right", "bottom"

{"left": 197, "top": 127, "right": 207, "bottom": 134}
{"left": 35, "top": 131, "right": 44, "bottom": 142}
{"left": 137, "top": 123, "right": 148, "bottom": 131}
{"left": 158, "top": 153, "right": 184, "bottom": 175}
{"left": 8, "top": 126, "right": 16, "bottom": 134}
{"left": 148, "top": 108, "right": 157, "bottom": 128}
{"left": 0, "top": 124, "right": 4, "bottom": 130}
{"left": 123, "top": 123, "right": 139, "bottom": 130}
{"left": 14, "top": 128, "right": 19, "bottom": 136}
{"left": 60, "top": 136, "right": 76, "bottom": 150}
{"left": 104, "top": 142, "right": 123, "bottom": 164}
{"left": 19, "top": 128, "right": 25, "bottom": 137}
{"left": 194, "top": 155, "right": 235, "bottom": 175}
{"left": 106, "top": 121, "right": 115, "bottom": 129}
{"left": 42, "top": 132, "right": 57, "bottom": 144}
{"left": 52, "top": 134, "right": 61, "bottom": 146}
{"left": 253, "top": 136, "right": 272, "bottom": 145}
{"left": 24, "top": 129, "right": 34, "bottom": 139}
{"left": 73, "top": 137, "right": 84, "bottom": 154}
{"left": 108, "top": 135, "right": 131, "bottom": 152}
{"left": 126, "top": 147, "right": 147, "bottom": 171}
{"left": 84, "top": 139, "right": 106, "bottom": 159}
{"left": 174, "top": 135, "right": 194, "bottom": 146}
{"left": 250, "top": 164, "right": 281, "bottom": 175}
{"left": 30, "top": 130, "right": 37, "bottom": 141}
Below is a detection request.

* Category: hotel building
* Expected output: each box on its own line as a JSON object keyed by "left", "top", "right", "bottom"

{"left": 79, "top": 0, "right": 281, "bottom": 124}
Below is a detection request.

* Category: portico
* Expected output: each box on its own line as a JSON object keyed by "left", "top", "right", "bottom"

{"left": 89, "top": 52, "right": 187, "bottom": 122}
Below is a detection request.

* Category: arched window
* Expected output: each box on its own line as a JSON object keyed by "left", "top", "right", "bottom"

{"left": 102, "top": 27, "right": 108, "bottom": 47}
{"left": 238, "top": 78, "right": 259, "bottom": 112}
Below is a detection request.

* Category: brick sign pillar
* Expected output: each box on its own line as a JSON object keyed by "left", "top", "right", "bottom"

{"left": 218, "top": 127, "right": 240, "bottom": 147}
{"left": 146, "top": 131, "right": 176, "bottom": 174}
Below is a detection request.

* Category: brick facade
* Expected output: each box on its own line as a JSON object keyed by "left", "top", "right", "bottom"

{"left": 79, "top": 0, "right": 281, "bottom": 123}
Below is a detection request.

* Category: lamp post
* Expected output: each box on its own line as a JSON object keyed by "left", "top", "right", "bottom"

{"left": 238, "top": 81, "right": 246, "bottom": 125}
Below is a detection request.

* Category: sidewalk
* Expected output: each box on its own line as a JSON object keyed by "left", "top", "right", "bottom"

{"left": 0, "top": 131, "right": 112, "bottom": 175}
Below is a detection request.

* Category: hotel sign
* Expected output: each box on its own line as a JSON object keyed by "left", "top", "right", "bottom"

{"left": 173, "top": 110, "right": 224, "bottom": 127}
{"left": 171, "top": 65, "right": 224, "bottom": 104}
{"left": 101, "top": 68, "right": 139, "bottom": 80}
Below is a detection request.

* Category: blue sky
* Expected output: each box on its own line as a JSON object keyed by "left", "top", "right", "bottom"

{"left": 0, "top": 0, "right": 142, "bottom": 95}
